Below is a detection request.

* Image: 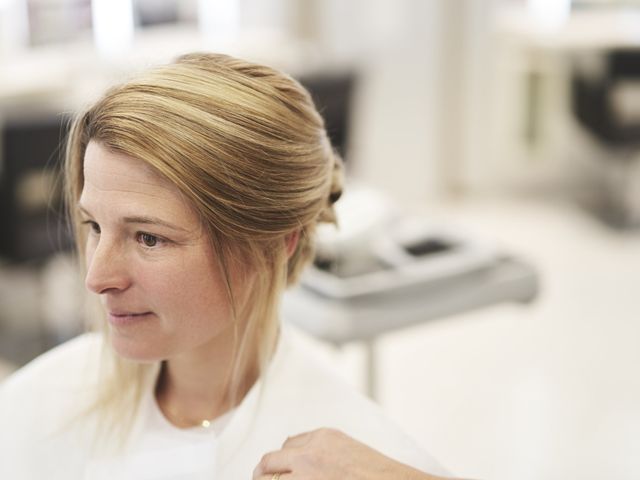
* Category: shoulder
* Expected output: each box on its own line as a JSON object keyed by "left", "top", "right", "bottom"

{"left": 0, "top": 332, "right": 103, "bottom": 396}
{"left": 269, "top": 329, "right": 388, "bottom": 423}
{"left": 273, "top": 332, "right": 374, "bottom": 413}
{"left": 0, "top": 333, "right": 103, "bottom": 478}
{"left": 256, "top": 328, "right": 448, "bottom": 475}
{"left": 0, "top": 332, "right": 103, "bottom": 428}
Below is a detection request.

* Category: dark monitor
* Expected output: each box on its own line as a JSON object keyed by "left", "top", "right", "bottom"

{"left": 298, "top": 72, "right": 356, "bottom": 159}
{"left": 0, "top": 115, "right": 72, "bottom": 264}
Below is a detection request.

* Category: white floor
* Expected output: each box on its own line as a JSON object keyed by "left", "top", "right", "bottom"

{"left": 2, "top": 195, "right": 639, "bottom": 480}
{"left": 291, "top": 195, "right": 640, "bottom": 480}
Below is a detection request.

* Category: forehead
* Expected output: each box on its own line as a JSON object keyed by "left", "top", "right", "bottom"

{"left": 80, "top": 141, "right": 197, "bottom": 223}
{"left": 82, "top": 141, "right": 171, "bottom": 192}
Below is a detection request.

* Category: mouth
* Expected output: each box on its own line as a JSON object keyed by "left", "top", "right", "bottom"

{"left": 107, "top": 311, "right": 154, "bottom": 327}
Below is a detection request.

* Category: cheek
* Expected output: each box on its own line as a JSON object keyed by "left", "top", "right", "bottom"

{"left": 150, "top": 259, "right": 233, "bottom": 322}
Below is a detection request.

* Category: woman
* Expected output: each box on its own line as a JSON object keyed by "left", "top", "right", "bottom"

{"left": 0, "top": 53, "right": 447, "bottom": 479}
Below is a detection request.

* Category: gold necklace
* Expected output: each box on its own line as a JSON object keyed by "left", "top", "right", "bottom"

{"left": 155, "top": 390, "right": 222, "bottom": 429}
{"left": 154, "top": 366, "right": 223, "bottom": 429}
{"left": 161, "top": 401, "right": 219, "bottom": 429}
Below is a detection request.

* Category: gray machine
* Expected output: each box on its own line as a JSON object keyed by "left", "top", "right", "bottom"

{"left": 282, "top": 186, "right": 539, "bottom": 397}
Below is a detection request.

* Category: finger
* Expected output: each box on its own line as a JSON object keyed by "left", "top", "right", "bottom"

{"left": 256, "top": 474, "right": 294, "bottom": 480}
{"left": 253, "top": 450, "right": 294, "bottom": 478}
{"left": 281, "top": 430, "right": 314, "bottom": 448}
{"left": 283, "top": 427, "right": 344, "bottom": 449}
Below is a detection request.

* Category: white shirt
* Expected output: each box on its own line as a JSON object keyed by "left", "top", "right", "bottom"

{"left": 84, "top": 393, "right": 232, "bottom": 479}
{"left": 0, "top": 327, "right": 448, "bottom": 479}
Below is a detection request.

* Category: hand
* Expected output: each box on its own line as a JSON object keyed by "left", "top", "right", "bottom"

{"left": 253, "top": 427, "right": 450, "bottom": 480}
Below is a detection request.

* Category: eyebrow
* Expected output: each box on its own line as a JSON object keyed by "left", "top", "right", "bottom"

{"left": 78, "top": 205, "right": 189, "bottom": 233}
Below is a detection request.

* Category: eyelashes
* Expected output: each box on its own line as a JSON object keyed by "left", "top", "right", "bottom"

{"left": 81, "top": 220, "right": 101, "bottom": 234}
{"left": 136, "top": 232, "right": 164, "bottom": 248}
{"left": 81, "top": 221, "right": 167, "bottom": 249}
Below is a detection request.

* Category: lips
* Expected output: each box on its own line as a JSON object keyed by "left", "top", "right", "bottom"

{"left": 107, "top": 310, "right": 154, "bottom": 327}
{"left": 109, "top": 310, "right": 150, "bottom": 317}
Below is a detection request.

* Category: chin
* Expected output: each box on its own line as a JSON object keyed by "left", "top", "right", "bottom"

{"left": 108, "top": 332, "right": 166, "bottom": 364}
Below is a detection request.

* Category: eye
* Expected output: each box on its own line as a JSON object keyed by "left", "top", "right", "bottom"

{"left": 137, "top": 232, "right": 159, "bottom": 248}
{"left": 82, "top": 220, "right": 101, "bottom": 234}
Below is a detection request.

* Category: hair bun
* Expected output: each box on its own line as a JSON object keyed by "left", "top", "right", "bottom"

{"left": 318, "top": 151, "right": 344, "bottom": 225}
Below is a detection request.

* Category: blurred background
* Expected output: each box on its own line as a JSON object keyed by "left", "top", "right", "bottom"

{"left": 1, "top": 0, "right": 640, "bottom": 479}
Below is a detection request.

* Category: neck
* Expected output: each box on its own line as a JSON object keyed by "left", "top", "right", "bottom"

{"left": 154, "top": 325, "right": 261, "bottom": 429}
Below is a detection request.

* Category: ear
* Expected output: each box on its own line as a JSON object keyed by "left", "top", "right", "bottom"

{"left": 284, "top": 230, "right": 301, "bottom": 259}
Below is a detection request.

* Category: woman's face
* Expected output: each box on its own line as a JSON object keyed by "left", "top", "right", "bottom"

{"left": 79, "top": 141, "right": 240, "bottom": 361}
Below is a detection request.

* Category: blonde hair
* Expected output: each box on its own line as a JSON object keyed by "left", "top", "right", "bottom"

{"left": 64, "top": 52, "right": 343, "bottom": 445}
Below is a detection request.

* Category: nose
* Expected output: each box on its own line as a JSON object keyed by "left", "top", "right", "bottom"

{"left": 85, "top": 237, "right": 132, "bottom": 295}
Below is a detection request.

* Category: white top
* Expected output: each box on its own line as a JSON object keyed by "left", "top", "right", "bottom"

{"left": 83, "top": 393, "right": 232, "bottom": 479}
{"left": 0, "top": 327, "right": 448, "bottom": 479}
